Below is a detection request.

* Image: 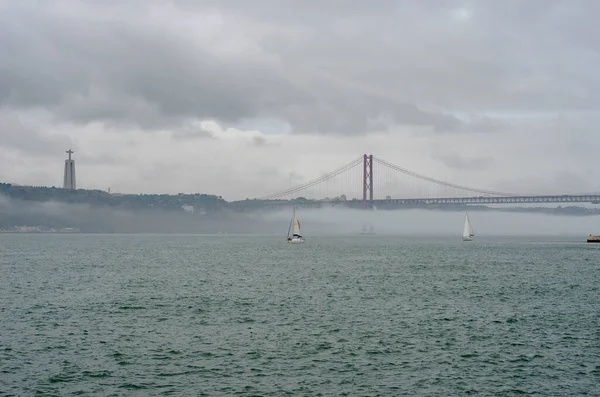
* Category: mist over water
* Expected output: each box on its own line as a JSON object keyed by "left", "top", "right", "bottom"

{"left": 1, "top": 194, "right": 599, "bottom": 236}
{"left": 264, "top": 208, "right": 600, "bottom": 237}
{"left": 1, "top": 234, "right": 599, "bottom": 395}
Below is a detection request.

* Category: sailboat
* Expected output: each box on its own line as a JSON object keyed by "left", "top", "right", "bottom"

{"left": 462, "top": 212, "right": 475, "bottom": 241}
{"left": 360, "top": 223, "right": 376, "bottom": 235}
{"left": 287, "top": 207, "right": 305, "bottom": 243}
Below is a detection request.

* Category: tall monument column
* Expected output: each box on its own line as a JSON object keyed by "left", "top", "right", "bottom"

{"left": 63, "top": 149, "right": 76, "bottom": 190}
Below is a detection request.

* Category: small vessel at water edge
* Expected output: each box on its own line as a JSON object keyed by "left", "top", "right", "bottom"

{"left": 586, "top": 235, "right": 600, "bottom": 243}
{"left": 287, "top": 207, "right": 305, "bottom": 243}
{"left": 462, "top": 212, "right": 475, "bottom": 241}
{"left": 360, "top": 223, "right": 376, "bottom": 235}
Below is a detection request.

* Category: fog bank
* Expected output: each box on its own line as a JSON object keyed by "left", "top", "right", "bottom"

{"left": 1, "top": 195, "right": 599, "bottom": 236}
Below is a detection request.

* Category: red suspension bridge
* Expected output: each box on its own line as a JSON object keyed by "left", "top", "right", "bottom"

{"left": 252, "top": 154, "right": 600, "bottom": 209}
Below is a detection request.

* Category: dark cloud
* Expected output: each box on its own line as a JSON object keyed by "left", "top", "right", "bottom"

{"left": 252, "top": 136, "right": 267, "bottom": 146}
{"left": 1, "top": 0, "right": 599, "bottom": 137}
{"left": 436, "top": 154, "right": 495, "bottom": 171}
{"left": 458, "top": 116, "right": 508, "bottom": 134}
{"left": 77, "top": 153, "right": 127, "bottom": 166}
{"left": 0, "top": 109, "right": 72, "bottom": 155}
{"left": 171, "top": 124, "right": 215, "bottom": 141}
{"left": 251, "top": 135, "right": 281, "bottom": 147}
{"left": 0, "top": 16, "right": 293, "bottom": 129}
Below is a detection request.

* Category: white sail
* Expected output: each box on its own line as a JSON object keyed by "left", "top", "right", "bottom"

{"left": 292, "top": 211, "right": 301, "bottom": 236}
{"left": 467, "top": 214, "right": 474, "bottom": 237}
{"left": 287, "top": 207, "right": 305, "bottom": 243}
{"left": 360, "top": 222, "right": 375, "bottom": 235}
{"left": 463, "top": 213, "right": 474, "bottom": 240}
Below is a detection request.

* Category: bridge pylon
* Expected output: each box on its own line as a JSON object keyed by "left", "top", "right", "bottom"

{"left": 363, "top": 154, "right": 373, "bottom": 209}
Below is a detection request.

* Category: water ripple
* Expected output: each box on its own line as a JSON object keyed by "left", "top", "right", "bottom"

{"left": 0, "top": 234, "right": 599, "bottom": 396}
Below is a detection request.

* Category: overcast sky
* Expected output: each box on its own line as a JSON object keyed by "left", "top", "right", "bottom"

{"left": 1, "top": 0, "right": 599, "bottom": 200}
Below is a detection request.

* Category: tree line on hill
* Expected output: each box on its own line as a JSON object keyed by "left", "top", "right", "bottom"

{"left": 0, "top": 183, "right": 225, "bottom": 212}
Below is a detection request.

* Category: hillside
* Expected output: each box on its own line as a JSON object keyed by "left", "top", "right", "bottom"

{"left": 0, "top": 183, "right": 225, "bottom": 211}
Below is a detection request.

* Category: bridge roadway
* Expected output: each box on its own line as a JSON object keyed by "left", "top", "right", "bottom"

{"left": 242, "top": 194, "right": 600, "bottom": 209}
{"left": 381, "top": 194, "right": 600, "bottom": 205}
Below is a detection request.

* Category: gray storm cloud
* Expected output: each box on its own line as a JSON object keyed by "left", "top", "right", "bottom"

{"left": 1, "top": 0, "right": 600, "bottom": 198}
{"left": 2, "top": 0, "right": 598, "bottom": 136}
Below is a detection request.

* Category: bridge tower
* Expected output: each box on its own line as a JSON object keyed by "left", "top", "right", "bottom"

{"left": 363, "top": 154, "right": 373, "bottom": 209}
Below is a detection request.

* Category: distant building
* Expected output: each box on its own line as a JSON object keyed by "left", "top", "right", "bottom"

{"left": 63, "top": 149, "right": 76, "bottom": 190}
{"left": 182, "top": 205, "right": 195, "bottom": 213}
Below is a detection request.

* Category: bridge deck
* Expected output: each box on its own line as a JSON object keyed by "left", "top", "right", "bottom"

{"left": 383, "top": 195, "right": 600, "bottom": 205}
{"left": 244, "top": 194, "right": 600, "bottom": 208}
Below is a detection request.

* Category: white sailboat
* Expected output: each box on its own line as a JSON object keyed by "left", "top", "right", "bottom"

{"left": 462, "top": 212, "right": 475, "bottom": 241}
{"left": 287, "top": 207, "right": 305, "bottom": 243}
{"left": 360, "top": 223, "right": 376, "bottom": 235}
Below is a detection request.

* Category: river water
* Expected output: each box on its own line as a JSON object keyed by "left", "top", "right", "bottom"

{"left": 1, "top": 234, "right": 599, "bottom": 396}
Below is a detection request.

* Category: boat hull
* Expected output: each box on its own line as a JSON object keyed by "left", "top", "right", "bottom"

{"left": 587, "top": 235, "right": 600, "bottom": 243}
{"left": 288, "top": 238, "right": 305, "bottom": 244}
{"left": 462, "top": 237, "right": 473, "bottom": 241}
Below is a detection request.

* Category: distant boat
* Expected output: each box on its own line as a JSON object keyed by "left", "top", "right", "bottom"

{"left": 287, "top": 207, "right": 305, "bottom": 244}
{"left": 360, "top": 223, "right": 376, "bottom": 235}
{"left": 462, "top": 212, "right": 475, "bottom": 241}
{"left": 587, "top": 234, "right": 600, "bottom": 243}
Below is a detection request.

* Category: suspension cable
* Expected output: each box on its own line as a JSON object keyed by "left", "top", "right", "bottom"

{"left": 374, "top": 157, "right": 516, "bottom": 197}
{"left": 256, "top": 156, "right": 363, "bottom": 200}
{"left": 255, "top": 155, "right": 517, "bottom": 200}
